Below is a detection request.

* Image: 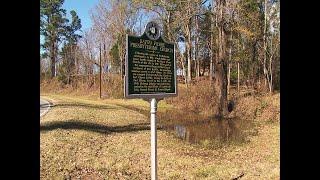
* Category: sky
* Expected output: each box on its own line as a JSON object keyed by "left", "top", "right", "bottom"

{"left": 41, "top": 0, "right": 186, "bottom": 54}
{"left": 40, "top": 0, "right": 100, "bottom": 53}
{"left": 62, "top": 0, "right": 100, "bottom": 31}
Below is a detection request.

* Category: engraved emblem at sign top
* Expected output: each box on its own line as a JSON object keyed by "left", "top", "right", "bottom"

{"left": 145, "top": 21, "right": 160, "bottom": 41}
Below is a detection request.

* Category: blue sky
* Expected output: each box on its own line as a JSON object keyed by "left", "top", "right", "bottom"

{"left": 41, "top": 0, "right": 186, "bottom": 54}
{"left": 62, "top": 0, "right": 100, "bottom": 31}
{"left": 41, "top": 0, "right": 100, "bottom": 53}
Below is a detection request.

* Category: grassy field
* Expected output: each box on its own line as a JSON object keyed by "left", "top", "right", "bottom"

{"left": 40, "top": 93, "right": 279, "bottom": 179}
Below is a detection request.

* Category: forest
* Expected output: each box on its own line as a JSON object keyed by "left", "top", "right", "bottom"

{"left": 41, "top": 0, "right": 279, "bottom": 117}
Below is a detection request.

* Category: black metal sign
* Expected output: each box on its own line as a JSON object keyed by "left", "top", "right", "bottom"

{"left": 125, "top": 21, "right": 177, "bottom": 98}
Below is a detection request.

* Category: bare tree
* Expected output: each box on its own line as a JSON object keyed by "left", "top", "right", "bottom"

{"left": 91, "top": 0, "right": 140, "bottom": 79}
{"left": 212, "top": 0, "right": 228, "bottom": 118}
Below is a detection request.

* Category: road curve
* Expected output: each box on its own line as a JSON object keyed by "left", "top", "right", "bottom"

{"left": 40, "top": 98, "right": 51, "bottom": 117}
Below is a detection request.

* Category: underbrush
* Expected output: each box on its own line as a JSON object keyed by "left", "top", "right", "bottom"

{"left": 41, "top": 77, "right": 279, "bottom": 124}
{"left": 41, "top": 74, "right": 123, "bottom": 99}
{"left": 165, "top": 80, "right": 218, "bottom": 115}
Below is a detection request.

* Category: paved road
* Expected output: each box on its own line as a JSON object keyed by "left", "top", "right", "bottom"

{"left": 40, "top": 98, "right": 51, "bottom": 117}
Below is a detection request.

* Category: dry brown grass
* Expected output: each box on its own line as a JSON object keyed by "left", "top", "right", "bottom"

{"left": 41, "top": 74, "right": 124, "bottom": 99}
{"left": 40, "top": 92, "right": 279, "bottom": 179}
{"left": 165, "top": 80, "right": 217, "bottom": 116}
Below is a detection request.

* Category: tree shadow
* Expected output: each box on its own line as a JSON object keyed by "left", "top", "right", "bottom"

{"left": 40, "top": 104, "right": 51, "bottom": 108}
{"left": 40, "top": 120, "right": 161, "bottom": 134}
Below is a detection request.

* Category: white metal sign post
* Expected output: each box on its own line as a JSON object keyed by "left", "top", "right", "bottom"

{"left": 125, "top": 21, "right": 176, "bottom": 180}
{"left": 150, "top": 98, "right": 158, "bottom": 180}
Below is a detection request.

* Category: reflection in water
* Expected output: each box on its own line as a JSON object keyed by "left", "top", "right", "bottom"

{"left": 159, "top": 110, "right": 254, "bottom": 145}
{"left": 174, "top": 125, "right": 187, "bottom": 140}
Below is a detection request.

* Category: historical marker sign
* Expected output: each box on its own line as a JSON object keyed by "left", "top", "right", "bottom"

{"left": 125, "top": 21, "right": 177, "bottom": 99}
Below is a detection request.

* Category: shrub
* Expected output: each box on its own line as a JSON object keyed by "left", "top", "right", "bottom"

{"left": 165, "top": 80, "right": 217, "bottom": 115}
{"left": 40, "top": 74, "right": 123, "bottom": 99}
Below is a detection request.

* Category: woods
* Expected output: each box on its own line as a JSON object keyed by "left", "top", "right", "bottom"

{"left": 40, "top": 0, "right": 280, "bottom": 118}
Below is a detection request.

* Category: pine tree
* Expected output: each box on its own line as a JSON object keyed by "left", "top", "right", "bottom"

{"left": 40, "top": 0, "right": 68, "bottom": 78}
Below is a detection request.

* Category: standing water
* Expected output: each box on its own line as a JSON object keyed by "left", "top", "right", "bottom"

{"left": 158, "top": 110, "right": 256, "bottom": 146}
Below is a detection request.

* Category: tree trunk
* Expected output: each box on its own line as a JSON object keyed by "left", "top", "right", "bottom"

{"left": 237, "top": 62, "right": 240, "bottom": 93}
{"left": 214, "top": 37, "right": 219, "bottom": 79}
{"left": 202, "top": 59, "right": 206, "bottom": 76}
{"left": 263, "top": 0, "right": 268, "bottom": 90}
{"left": 209, "top": 47, "right": 213, "bottom": 81}
{"left": 268, "top": 34, "right": 274, "bottom": 93}
{"left": 180, "top": 53, "right": 187, "bottom": 84}
{"left": 197, "top": 57, "right": 200, "bottom": 78}
{"left": 175, "top": 41, "right": 187, "bottom": 84}
{"left": 194, "top": 45, "right": 197, "bottom": 79}
{"left": 187, "top": 43, "right": 191, "bottom": 83}
{"left": 186, "top": 29, "right": 192, "bottom": 83}
{"left": 213, "top": 0, "right": 228, "bottom": 118}
{"left": 167, "top": 11, "right": 171, "bottom": 40}
{"left": 75, "top": 46, "right": 78, "bottom": 75}
{"left": 269, "top": 59, "right": 273, "bottom": 93}
{"left": 227, "top": 31, "right": 232, "bottom": 96}
{"left": 209, "top": 4, "right": 215, "bottom": 81}
{"left": 118, "top": 42, "right": 123, "bottom": 80}
{"left": 50, "top": 39, "right": 56, "bottom": 78}
{"left": 227, "top": 63, "right": 231, "bottom": 96}
{"left": 195, "top": 14, "right": 200, "bottom": 79}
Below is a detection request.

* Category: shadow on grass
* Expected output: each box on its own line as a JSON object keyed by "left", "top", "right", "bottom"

{"left": 40, "top": 120, "right": 161, "bottom": 134}
{"left": 40, "top": 104, "right": 51, "bottom": 108}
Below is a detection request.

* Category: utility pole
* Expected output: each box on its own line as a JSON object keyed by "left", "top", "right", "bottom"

{"left": 103, "top": 43, "right": 106, "bottom": 73}
{"left": 99, "top": 43, "right": 102, "bottom": 99}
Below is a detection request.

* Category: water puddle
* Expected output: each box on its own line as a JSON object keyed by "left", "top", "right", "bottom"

{"left": 158, "top": 110, "right": 255, "bottom": 146}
